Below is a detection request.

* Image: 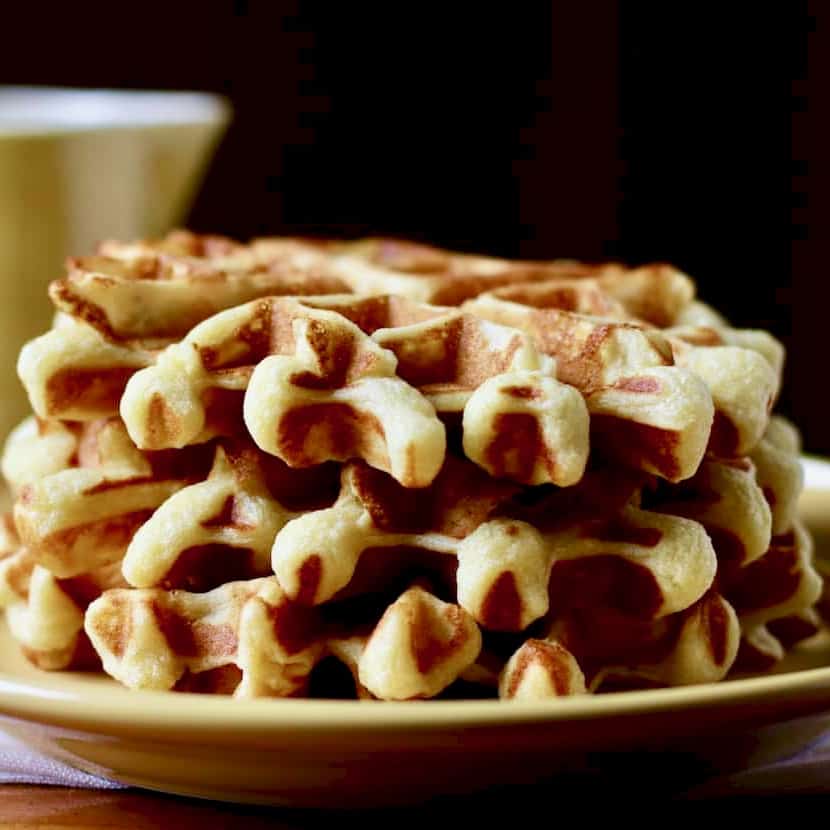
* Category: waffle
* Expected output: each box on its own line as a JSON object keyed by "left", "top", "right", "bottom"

{"left": 498, "top": 639, "right": 588, "bottom": 700}
{"left": 666, "top": 328, "right": 781, "bottom": 457}
{"left": 52, "top": 230, "right": 348, "bottom": 343}
{"left": 1, "top": 416, "right": 79, "bottom": 497}
{"left": 119, "top": 295, "right": 448, "bottom": 486}
{"left": 731, "top": 544, "right": 823, "bottom": 674}
{"left": 326, "top": 585, "right": 483, "bottom": 700}
{"left": 644, "top": 417, "right": 822, "bottom": 675}
{"left": 463, "top": 298, "right": 714, "bottom": 480}
{"left": 18, "top": 231, "right": 348, "bottom": 424}
{"left": 12, "top": 418, "right": 213, "bottom": 578}
{"left": 85, "top": 577, "right": 482, "bottom": 701}
{"left": 119, "top": 294, "right": 590, "bottom": 488}
{"left": 465, "top": 287, "right": 782, "bottom": 465}
{"left": 749, "top": 416, "right": 804, "bottom": 536}
{"left": 121, "top": 439, "right": 340, "bottom": 591}
{"left": 1, "top": 546, "right": 124, "bottom": 670}
{"left": 304, "top": 237, "right": 696, "bottom": 316}
{"left": 566, "top": 591, "right": 742, "bottom": 691}
{"left": 499, "top": 590, "right": 741, "bottom": 701}
{"left": 467, "top": 264, "right": 694, "bottom": 324}
{"left": 18, "top": 315, "right": 157, "bottom": 422}
{"left": 673, "top": 300, "right": 729, "bottom": 328}
{"left": 0, "top": 427, "right": 129, "bottom": 670}
{"left": 2, "top": 231, "right": 819, "bottom": 703}
{"left": 645, "top": 457, "right": 772, "bottom": 573}
{"left": 271, "top": 237, "right": 563, "bottom": 306}
{"left": 273, "top": 456, "right": 717, "bottom": 632}
{"left": 0, "top": 417, "right": 333, "bottom": 675}
{"left": 85, "top": 576, "right": 324, "bottom": 696}
{"left": 727, "top": 520, "right": 821, "bottom": 631}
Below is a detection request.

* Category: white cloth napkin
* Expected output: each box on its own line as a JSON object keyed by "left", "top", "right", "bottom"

{"left": 687, "top": 729, "right": 830, "bottom": 797}
{"left": 0, "top": 729, "right": 124, "bottom": 788}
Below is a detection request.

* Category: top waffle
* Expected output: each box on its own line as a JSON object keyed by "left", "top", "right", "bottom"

{"left": 18, "top": 232, "right": 784, "bottom": 487}
{"left": 49, "top": 230, "right": 349, "bottom": 344}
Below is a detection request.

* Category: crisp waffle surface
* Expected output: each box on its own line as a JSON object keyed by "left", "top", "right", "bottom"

{"left": 2, "top": 231, "right": 823, "bottom": 701}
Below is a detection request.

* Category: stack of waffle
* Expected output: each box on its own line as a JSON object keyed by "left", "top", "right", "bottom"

{"left": 0, "top": 231, "right": 821, "bottom": 701}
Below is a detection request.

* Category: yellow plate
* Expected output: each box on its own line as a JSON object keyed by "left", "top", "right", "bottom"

{"left": 1, "top": 458, "right": 830, "bottom": 807}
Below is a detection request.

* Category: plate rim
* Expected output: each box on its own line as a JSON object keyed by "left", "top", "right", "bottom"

{"left": 4, "top": 645, "right": 830, "bottom": 735}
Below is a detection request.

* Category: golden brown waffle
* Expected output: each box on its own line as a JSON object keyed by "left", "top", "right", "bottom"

{"left": 498, "top": 639, "right": 587, "bottom": 700}
{"left": 749, "top": 416, "right": 804, "bottom": 536}
{"left": 326, "top": 585, "right": 483, "bottom": 700}
{"left": 273, "top": 455, "right": 717, "bottom": 635}
{"left": 674, "top": 300, "right": 729, "bottom": 328}
{"left": 322, "top": 294, "right": 589, "bottom": 484}
{"left": 665, "top": 328, "right": 781, "bottom": 457}
{"left": 122, "top": 439, "right": 339, "bottom": 591}
{"left": 18, "top": 315, "right": 157, "bottom": 422}
{"left": 529, "top": 591, "right": 740, "bottom": 693}
{"left": 85, "top": 576, "right": 323, "bottom": 696}
{"left": 768, "top": 608, "right": 823, "bottom": 649}
{"left": 645, "top": 457, "right": 772, "bottom": 573}
{"left": 495, "top": 589, "right": 741, "bottom": 701}
{"left": 465, "top": 287, "right": 782, "bottom": 464}
{"left": 464, "top": 296, "right": 716, "bottom": 480}
{"left": 1, "top": 413, "right": 221, "bottom": 672}
{"left": 12, "top": 418, "right": 213, "bottom": 578}
{"left": 727, "top": 517, "right": 821, "bottom": 673}
{"left": 120, "top": 294, "right": 591, "bottom": 488}
{"left": 0, "top": 417, "right": 334, "bottom": 676}
{"left": 85, "top": 579, "right": 483, "bottom": 701}
{"left": 304, "top": 237, "right": 695, "bottom": 317}
{"left": 737, "top": 606, "right": 823, "bottom": 675}
{"left": 0, "top": 431, "right": 128, "bottom": 672}
{"left": 589, "top": 593, "right": 741, "bottom": 690}
{"left": 470, "top": 263, "right": 694, "bottom": 326}
{"left": 1, "top": 555, "right": 125, "bottom": 671}
{"left": 726, "top": 521, "right": 821, "bottom": 631}
{"left": 1, "top": 417, "right": 80, "bottom": 497}
{"left": 18, "top": 231, "right": 348, "bottom": 424}
{"left": 52, "top": 230, "right": 348, "bottom": 343}
{"left": 666, "top": 323, "right": 784, "bottom": 394}
{"left": 272, "top": 237, "right": 563, "bottom": 306}
{"left": 119, "top": 296, "right": 448, "bottom": 486}
{"left": 268, "top": 296, "right": 590, "bottom": 486}
{"left": 273, "top": 456, "right": 516, "bottom": 608}
{"left": 645, "top": 420, "right": 821, "bottom": 675}
{"left": 582, "top": 263, "right": 695, "bottom": 327}
{"left": 3, "top": 231, "right": 818, "bottom": 702}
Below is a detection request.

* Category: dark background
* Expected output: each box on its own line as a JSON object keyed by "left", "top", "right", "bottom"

{"left": 2, "top": 2, "right": 826, "bottom": 449}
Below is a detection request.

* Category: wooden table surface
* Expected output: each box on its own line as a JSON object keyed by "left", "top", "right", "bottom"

{"left": 2, "top": 783, "right": 828, "bottom": 828}
{"left": 2, "top": 786, "right": 305, "bottom": 829}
